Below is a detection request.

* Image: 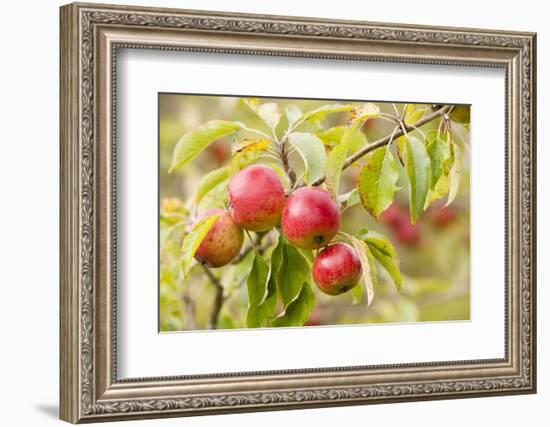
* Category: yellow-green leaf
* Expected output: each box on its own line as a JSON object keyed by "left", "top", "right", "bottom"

{"left": 325, "top": 123, "right": 364, "bottom": 199}
{"left": 229, "top": 138, "right": 270, "bottom": 176}
{"left": 358, "top": 148, "right": 399, "bottom": 219}
{"left": 357, "top": 229, "right": 401, "bottom": 290}
{"left": 358, "top": 229, "right": 397, "bottom": 258}
{"left": 317, "top": 126, "right": 346, "bottom": 147}
{"left": 285, "top": 105, "right": 303, "bottom": 128}
{"left": 395, "top": 104, "right": 427, "bottom": 163}
{"left": 194, "top": 167, "right": 229, "bottom": 205}
{"left": 169, "top": 120, "right": 242, "bottom": 173}
{"left": 288, "top": 132, "right": 327, "bottom": 186}
{"left": 428, "top": 170, "right": 451, "bottom": 203}
{"left": 403, "top": 104, "right": 427, "bottom": 123}
{"left": 244, "top": 99, "right": 281, "bottom": 130}
{"left": 338, "top": 188, "right": 361, "bottom": 210}
{"left": 351, "top": 282, "right": 363, "bottom": 304}
{"left": 405, "top": 135, "right": 431, "bottom": 223}
{"left": 369, "top": 245, "right": 402, "bottom": 290}
{"left": 180, "top": 214, "right": 220, "bottom": 278}
{"left": 445, "top": 142, "right": 462, "bottom": 207}
{"left": 426, "top": 134, "right": 452, "bottom": 191}
{"left": 348, "top": 236, "right": 377, "bottom": 306}
{"left": 317, "top": 125, "right": 367, "bottom": 151}
{"left": 294, "top": 104, "right": 354, "bottom": 129}
{"left": 349, "top": 103, "right": 380, "bottom": 124}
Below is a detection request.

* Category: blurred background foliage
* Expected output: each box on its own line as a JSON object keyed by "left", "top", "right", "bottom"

{"left": 159, "top": 94, "right": 470, "bottom": 331}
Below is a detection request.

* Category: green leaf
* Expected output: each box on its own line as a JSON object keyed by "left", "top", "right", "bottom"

{"left": 395, "top": 104, "right": 427, "bottom": 164}
{"left": 296, "top": 248, "right": 314, "bottom": 266}
{"left": 445, "top": 142, "right": 462, "bottom": 207}
{"left": 349, "top": 103, "right": 380, "bottom": 124}
{"left": 428, "top": 169, "right": 450, "bottom": 203}
{"left": 271, "top": 281, "right": 315, "bottom": 327}
{"left": 246, "top": 253, "right": 270, "bottom": 308}
{"left": 347, "top": 235, "right": 377, "bottom": 306}
{"left": 246, "top": 254, "right": 275, "bottom": 328}
{"left": 244, "top": 99, "right": 281, "bottom": 130}
{"left": 351, "top": 282, "right": 363, "bottom": 304}
{"left": 285, "top": 105, "right": 303, "bottom": 128}
{"left": 426, "top": 134, "right": 451, "bottom": 191}
{"left": 317, "top": 126, "right": 346, "bottom": 146}
{"left": 369, "top": 245, "right": 402, "bottom": 290}
{"left": 169, "top": 120, "right": 242, "bottom": 173}
{"left": 298, "top": 104, "right": 354, "bottom": 125}
{"left": 194, "top": 167, "right": 229, "bottom": 205}
{"left": 357, "top": 230, "right": 397, "bottom": 258}
{"left": 403, "top": 104, "right": 427, "bottom": 123}
{"left": 358, "top": 147, "right": 399, "bottom": 219}
{"left": 396, "top": 137, "right": 406, "bottom": 165}
{"left": 317, "top": 126, "right": 366, "bottom": 151}
{"left": 356, "top": 229, "right": 401, "bottom": 291}
{"left": 180, "top": 214, "right": 220, "bottom": 278}
{"left": 245, "top": 235, "right": 285, "bottom": 328}
{"left": 325, "top": 123, "right": 365, "bottom": 200}
{"left": 338, "top": 188, "right": 361, "bottom": 210}
{"left": 405, "top": 135, "right": 431, "bottom": 223}
{"left": 277, "top": 242, "right": 311, "bottom": 306}
{"left": 287, "top": 132, "right": 327, "bottom": 186}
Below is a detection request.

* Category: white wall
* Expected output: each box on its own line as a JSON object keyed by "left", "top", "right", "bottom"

{"left": 0, "top": 0, "right": 545, "bottom": 425}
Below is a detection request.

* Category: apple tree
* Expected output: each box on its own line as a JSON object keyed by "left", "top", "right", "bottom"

{"left": 162, "top": 99, "right": 467, "bottom": 329}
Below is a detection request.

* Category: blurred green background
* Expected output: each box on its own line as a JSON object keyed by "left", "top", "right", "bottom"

{"left": 159, "top": 94, "right": 470, "bottom": 331}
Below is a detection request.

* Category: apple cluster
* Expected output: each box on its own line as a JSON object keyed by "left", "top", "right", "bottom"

{"left": 194, "top": 164, "right": 362, "bottom": 296}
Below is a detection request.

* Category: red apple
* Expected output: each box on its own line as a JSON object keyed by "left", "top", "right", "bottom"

{"left": 380, "top": 202, "right": 404, "bottom": 227}
{"left": 228, "top": 165, "right": 285, "bottom": 232}
{"left": 193, "top": 209, "right": 244, "bottom": 268}
{"left": 281, "top": 187, "right": 340, "bottom": 249}
{"left": 395, "top": 219, "right": 421, "bottom": 246}
{"left": 432, "top": 206, "right": 456, "bottom": 228}
{"left": 312, "top": 243, "right": 362, "bottom": 295}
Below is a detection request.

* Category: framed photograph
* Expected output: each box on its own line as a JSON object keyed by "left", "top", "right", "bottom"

{"left": 60, "top": 2, "right": 537, "bottom": 423}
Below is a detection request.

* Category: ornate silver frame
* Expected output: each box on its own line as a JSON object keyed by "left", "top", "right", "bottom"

{"left": 60, "top": 2, "right": 537, "bottom": 423}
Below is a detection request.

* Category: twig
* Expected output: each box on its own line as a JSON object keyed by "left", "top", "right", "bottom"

{"left": 232, "top": 232, "right": 270, "bottom": 264}
{"left": 312, "top": 105, "right": 451, "bottom": 186}
{"left": 181, "top": 289, "right": 197, "bottom": 330}
{"left": 202, "top": 264, "right": 224, "bottom": 329}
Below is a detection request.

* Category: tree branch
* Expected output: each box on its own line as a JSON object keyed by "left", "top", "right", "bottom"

{"left": 312, "top": 104, "right": 452, "bottom": 186}
{"left": 231, "top": 232, "right": 271, "bottom": 264}
{"left": 280, "top": 141, "right": 297, "bottom": 186}
{"left": 202, "top": 264, "right": 224, "bottom": 329}
{"left": 181, "top": 289, "right": 197, "bottom": 330}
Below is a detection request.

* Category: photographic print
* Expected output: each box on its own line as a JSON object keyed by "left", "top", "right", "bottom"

{"left": 159, "top": 94, "right": 471, "bottom": 332}
{"left": 60, "top": 5, "right": 536, "bottom": 420}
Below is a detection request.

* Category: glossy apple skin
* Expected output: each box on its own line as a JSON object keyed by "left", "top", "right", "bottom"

{"left": 312, "top": 243, "right": 362, "bottom": 295}
{"left": 281, "top": 187, "right": 340, "bottom": 249}
{"left": 193, "top": 209, "right": 244, "bottom": 268}
{"left": 228, "top": 165, "right": 286, "bottom": 232}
